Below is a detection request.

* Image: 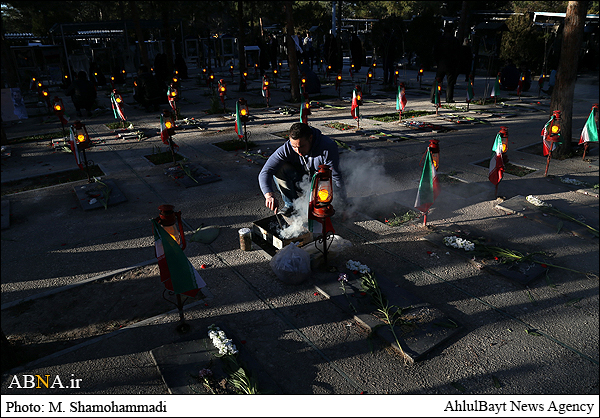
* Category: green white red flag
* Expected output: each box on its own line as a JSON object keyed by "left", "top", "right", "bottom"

{"left": 160, "top": 114, "right": 170, "bottom": 145}
{"left": 541, "top": 114, "right": 558, "bottom": 156}
{"left": 396, "top": 86, "right": 407, "bottom": 111}
{"left": 235, "top": 100, "right": 244, "bottom": 139}
{"left": 414, "top": 149, "right": 440, "bottom": 213}
{"left": 488, "top": 133, "right": 505, "bottom": 186}
{"left": 152, "top": 219, "right": 206, "bottom": 297}
{"left": 110, "top": 91, "right": 126, "bottom": 121}
{"left": 578, "top": 107, "right": 598, "bottom": 144}
{"left": 467, "top": 80, "right": 474, "bottom": 103}
{"left": 351, "top": 88, "right": 360, "bottom": 120}
{"left": 433, "top": 79, "right": 440, "bottom": 106}
{"left": 491, "top": 75, "right": 500, "bottom": 97}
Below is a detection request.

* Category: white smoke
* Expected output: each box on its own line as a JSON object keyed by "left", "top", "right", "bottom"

{"left": 276, "top": 149, "right": 401, "bottom": 237}
{"left": 278, "top": 174, "right": 312, "bottom": 239}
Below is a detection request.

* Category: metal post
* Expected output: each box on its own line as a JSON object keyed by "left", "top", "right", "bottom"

{"left": 82, "top": 149, "right": 92, "bottom": 183}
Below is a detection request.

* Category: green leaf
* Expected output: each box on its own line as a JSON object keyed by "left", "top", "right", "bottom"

{"left": 556, "top": 221, "right": 563, "bottom": 234}
{"left": 492, "top": 375, "right": 502, "bottom": 388}
{"left": 526, "top": 329, "right": 542, "bottom": 336}
{"left": 565, "top": 298, "right": 582, "bottom": 306}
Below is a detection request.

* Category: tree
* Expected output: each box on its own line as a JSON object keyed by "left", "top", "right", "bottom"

{"left": 550, "top": 1, "right": 588, "bottom": 157}
{"left": 285, "top": 1, "right": 300, "bottom": 103}
{"left": 130, "top": 1, "right": 150, "bottom": 69}
{"left": 500, "top": 13, "right": 546, "bottom": 71}
{"left": 237, "top": 0, "right": 246, "bottom": 92}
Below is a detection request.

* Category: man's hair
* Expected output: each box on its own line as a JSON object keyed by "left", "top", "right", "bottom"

{"left": 289, "top": 122, "right": 312, "bottom": 140}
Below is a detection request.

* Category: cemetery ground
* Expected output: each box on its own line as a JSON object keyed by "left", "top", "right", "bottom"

{"left": 1, "top": 64, "right": 598, "bottom": 397}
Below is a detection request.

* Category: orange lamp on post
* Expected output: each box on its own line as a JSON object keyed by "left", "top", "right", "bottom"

{"left": 543, "top": 110, "right": 561, "bottom": 176}
{"left": 418, "top": 68, "right": 424, "bottom": 88}
{"left": 171, "top": 73, "right": 180, "bottom": 90}
{"left": 394, "top": 69, "right": 400, "bottom": 88}
{"left": 218, "top": 79, "right": 227, "bottom": 110}
{"left": 262, "top": 75, "right": 271, "bottom": 107}
{"left": 273, "top": 68, "right": 278, "bottom": 87}
{"left": 349, "top": 63, "right": 355, "bottom": 81}
{"left": 254, "top": 62, "right": 259, "bottom": 76}
{"left": 308, "top": 164, "right": 336, "bottom": 267}
{"left": 237, "top": 98, "right": 250, "bottom": 150}
{"left": 326, "top": 64, "right": 332, "bottom": 80}
{"left": 168, "top": 84, "right": 180, "bottom": 119}
{"left": 53, "top": 96, "right": 68, "bottom": 135}
{"left": 428, "top": 139, "right": 440, "bottom": 171}
{"left": 70, "top": 120, "right": 92, "bottom": 182}
{"left": 229, "top": 64, "right": 234, "bottom": 81}
{"left": 300, "top": 100, "right": 311, "bottom": 124}
{"left": 242, "top": 69, "right": 248, "bottom": 90}
{"left": 434, "top": 77, "right": 442, "bottom": 115}
{"left": 499, "top": 126, "right": 509, "bottom": 164}
{"left": 366, "top": 68, "right": 373, "bottom": 94}
{"left": 208, "top": 71, "right": 215, "bottom": 89}
{"left": 300, "top": 73, "right": 307, "bottom": 95}
{"left": 335, "top": 72, "right": 342, "bottom": 98}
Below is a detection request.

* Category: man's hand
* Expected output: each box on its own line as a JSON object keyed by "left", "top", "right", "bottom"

{"left": 264, "top": 192, "right": 279, "bottom": 213}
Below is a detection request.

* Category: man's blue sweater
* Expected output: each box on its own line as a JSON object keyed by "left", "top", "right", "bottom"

{"left": 258, "top": 127, "right": 345, "bottom": 198}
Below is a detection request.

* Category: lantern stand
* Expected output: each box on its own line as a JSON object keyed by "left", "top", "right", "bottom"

{"left": 218, "top": 79, "right": 227, "bottom": 111}
{"left": 434, "top": 78, "right": 442, "bottom": 116}
{"left": 229, "top": 65, "right": 235, "bottom": 81}
{"left": 273, "top": 69, "right": 278, "bottom": 88}
{"left": 418, "top": 68, "right": 424, "bottom": 89}
{"left": 497, "top": 126, "right": 509, "bottom": 198}
{"left": 544, "top": 110, "right": 561, "bottom": 177}
{"left": 155, "top": 205, "right": 191, "bottom": 334}
{"left": 72, "top": 121, "right": 93, "bottom": 183}
{"left": 53, "top": 97, "right": 67, "bottom": 138}
{"left": 398, "top": 82, "right": 406, "bottom": 121}
{"left": 238, "top": 98, "right": 250, "bottom": 152}
{"left": 349, "top": 64, "right": 354, "bottom": 81}
{"left": 582, "top": 104, "right": 599, "bottom": 160}
{"left": 366, "top": 69, "right": 373, "bottom": 94}
{"left": 162, "top": 109, "right": 177, "bottom": 164}
{"left": 262, "top": 75, "right": 270, "bottom": 107}
{"left": 308, "top": 165, "right": 336, "bottom": 268}
{"left": 335, "top": 72, "right": 342, "bottom": 99}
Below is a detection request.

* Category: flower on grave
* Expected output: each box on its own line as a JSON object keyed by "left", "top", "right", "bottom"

{"left": 208, "top": 324, "right": 238, "bottom": 356}
{"left": 526, "top": 195, "right": 552, "bottom": 207}
{"left": 443, "top": 235, "right": 475, "bottom": 251}
{"left": 199, "top": 368, "right": 213, "bottom": 378}
{"left": 338, "top": 273, "right": 348, "bottom": 283}
{"left": 560, "top": 177, "right": 587, "bottom": 187}
{"left": 346, "top": 260, "right": 371, "bottom": 274}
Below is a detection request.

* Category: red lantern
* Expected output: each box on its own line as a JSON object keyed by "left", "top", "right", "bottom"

{"left": 310, "top": 165, "right": 335, "bottom": 218}
{"left": 156, "top": 204, "right": 186, "bottom": 249}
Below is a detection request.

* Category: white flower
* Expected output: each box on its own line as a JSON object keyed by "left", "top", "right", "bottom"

{"left": 560, "top": 177, "right": 587, "bottom": 186}
{"left": 208, "top": 324, "right": 238, "bottom": 356}
{"left": 443, "top": 235, "right": 475, "bottom": 252}
{"left": 526, "top": 195, "right": 552, "bottom": 207}
{"left": 346, "top": 260, "right": 370, "bottom": 273}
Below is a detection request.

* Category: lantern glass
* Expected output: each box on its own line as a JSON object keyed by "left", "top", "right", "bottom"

{"left": 54, "top": 104, "right": 62, "bottom": 111}
{"left": 431, "top": 152, "right": 440, "bottom": 169}
{"left": 317, "top": 182, "right": 332, "bottom": 203}
{"left": 502, "top": 138, "right": 508, "bottom": 153}
{"left": 165, "top": 121, "right": 173, "bottom": 129}
{"left": 240, "top": 108, "right": 247, "bottom": 116}
{"left": 551, "top": 125, "right": 560, "bottom": 134}
{"left": 163, "top": 223, "right": 181, "bottom": 245}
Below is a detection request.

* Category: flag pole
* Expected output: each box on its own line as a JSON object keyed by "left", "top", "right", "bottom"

{"left": 423, "top": 211, "right": 427, "bottom": 227}
{"left": 495, "top": 183, "right": 498, "bottom": 198}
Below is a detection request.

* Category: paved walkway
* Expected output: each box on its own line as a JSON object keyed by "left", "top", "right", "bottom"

{"left": 1, "top": 62, "right": 598, "bottom": 401}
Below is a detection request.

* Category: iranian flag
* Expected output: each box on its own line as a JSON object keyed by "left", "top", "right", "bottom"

{"left": 110, "top": 92, "right": 126, "bottom": 121}
{"left": 351, "top": 88, "right": 360, "bottom": 120}
{"left": 433, "top": 79, "right": 440, "bottom": 106}
{"left": 160, "top": 114, "right": 170, "bottom": 145}
{"left": 69, "top": 127, "right": 83, "bottom": 169}
{"left": 396, "top": 86, "right": 407, "bottom": 112}
{"left": 414, "top": 149, "right": 440, "bottom": 213}
{"left": 491, "top": 74, "right": 500, "bottom": 97}
{"left": 578, "top": 107, "right": 598, "bottom": 145}
{"left": 541, "top": 114, "right": 558, "bottom": 156}
{"left": 300, "top": 100, "right": 308, "bottom": 123}
{"left": 467, "top": 81, "right": 474, "bottom": 103}
{"left": 517, "top": 73, "right": 523, "bottom": 96}
{"left": 488, "top": 133, "right": 505, "bottom": 186}
{"left": 235, "top": 100, "right": 244, "bottom": 139}
{"left": 152, "top": 219, "right": 206, "bottom": 297}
